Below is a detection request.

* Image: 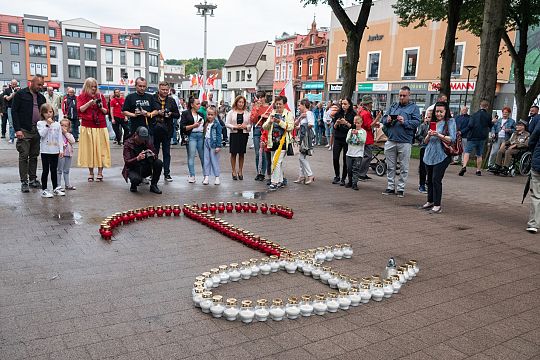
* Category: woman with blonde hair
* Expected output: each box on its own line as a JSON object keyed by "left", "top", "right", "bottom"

{"left": 225, "top": 95, "right": 251, "bottom": 180}
{"left": 77, "top": 77, "right": 110, "bottom": 182}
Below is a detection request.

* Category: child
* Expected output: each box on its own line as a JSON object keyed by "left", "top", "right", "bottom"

{"left": 37, "top": 104, "right": 65, "bottom": 198}
{"left": 57, "top": 118, "right": 76, "bottom": 190}
{"left": 345, "top": 115, "right": 367, "bottom": 191}
{"left": 203, "top": 107, "right": 223, "bottom": 185}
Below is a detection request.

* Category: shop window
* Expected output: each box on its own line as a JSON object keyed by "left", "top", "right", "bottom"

{"left": 403, "top": 48, "right": 418, "bottom": 77}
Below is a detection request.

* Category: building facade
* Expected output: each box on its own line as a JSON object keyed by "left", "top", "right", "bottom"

{"left": 326, "top": 0, "right": 513, "bottom": 114}
{"left": 0, "top": 14, "right": 28, "bottom": 86}
{"left": 273, "top": 32, "right": 304, "bottom": 97}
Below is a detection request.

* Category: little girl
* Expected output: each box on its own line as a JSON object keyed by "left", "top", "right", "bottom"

{"left": 57, "top": 118, "right": 76, "bottom": 190}
{"left": 203, "top": 107, "right": 223, "bottom": 185}
{"left": 37, "top": 104, "right": 65, "bottom": 198}
{"left": 345, "top": 115, "right": 367, "bottom": 191}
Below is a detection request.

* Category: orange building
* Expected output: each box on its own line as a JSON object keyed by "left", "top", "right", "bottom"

{"left": 327, "top": 0, "right": 514, "bottom": 114}
{"left": 273, "top": 33, "right": 304, "bottom": 97}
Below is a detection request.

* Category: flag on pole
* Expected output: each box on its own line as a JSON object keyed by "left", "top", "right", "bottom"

{"left": 198, "top": 89, "right": 207, "bottom": 103}
{"left": 278, "top": 80, "right": 295, "bottom": 112}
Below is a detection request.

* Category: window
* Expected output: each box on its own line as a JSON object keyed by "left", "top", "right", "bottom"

{"left": 134, "top": 52, "right": 141, "bottom": 66}
{"left": 50, "top": 46, "right": 56, "bottom": 58}
{"left": 12, "top": 62, "right": 20, "bottom": 75}
{"left": 289, "top": 42, "right": 294, "bottom": 54}
{"left": 260, "top": 55, "right": 266, "bottom": 61}
{"left": 452, "top": 44, "right": 464, "bottom": 76}
{"left": 281, "top": 64, "right": 286, "bottom": 81}
{"left": 275, "top": 66, "right": 280, "bottom": 81}
{"left": 50, "top": 64, "right": 57, "bottom": 77}
{"left": 236, "top": 71, "right": 240, "bottom": 82}
{"left": 241, "top": 70, "right": 246, "bottom": 81}
{"left": 308, "top": 58, "right": 313, "bottom": 77}
{"left": 337, "top": 55, "right": 346, "bottom": 80}
{"left": 367, "top": 52, "right": 380, "bottom": 78}
{"left": 9, "top": 24, "right": 18, "bottom": 34}
{"left": 319, "top": 58, "right": 325, "bottom": 76}
{"left": 29, "top": 44, "right": 47, "bottom": 57}
{"left": 403, "top": 48, "right": 418, "bottom": 77}
{"left": 227, "top": 71, "right": 231, "bottom": 82}
{"left": 106, "top": 67, "right": 113, "bottom": 82}
{"left": 119, "top": 35, "right": 126, "bottom": 45}
{"left": 48, "top": 28, "right": 56, "bottom": 38}
{"left": 276, "top": 46, "right": 281, "bottom": 57}
{"left": 0, "top": 61, "right": 3, "bottom": 74}
{"left": 68, "top": 65, "right": 80, "bottom": 79}
{"left": 104, "top": 34, "right": 112, "bottom": 43}
{"left": 67, "top": 46, "right": 80, "bottom": 60}
{"left": 66, "top": 30, "right": 93, "bottom": 39}
{"left": 120, "top": 50, "right": 126, "bottom": 65}
{"left": 105, "top": 49, "right": 113, "bottom": 64}
{"left": 282, "top": 44, "right": 287, "bottom": 56}
{"left": 10, "top": 43, "right": 19, "bottom": 55}
{"left": 85, "top": 66, "right": 97, "bottom": 79}
{"left": 310, "top": 35, "right": 315, "bottom": 45}
{"left": 26, "top": 25, "right": 45, "bottom": 34}
{"left": 85, "top": 47, "right": 97, "bottom": 61}
{"left": 120, "top": 68, "right": 126, "bottom": 78}
{"left": 132, "top": 37, "right": 140, "bottom": 46}
{"left": 149, "top": 72, "right": 158, "bottom": 84}
{"left": 287, "top": 63, "right": 293, "bottom": 80}
{"left": 41, "top": 64, "right": 48, "bottom": 76}
{"left": 134, "top": 69, "right": 141, "bottom": 78}
{"left": 149, "top": 54, "right": 158, "bottom": 67}
{"left": 297, "top": 59, "right": 302, "bottom": 77}
{"left": 149, "top": 38, "right": 158, "bottom": 49}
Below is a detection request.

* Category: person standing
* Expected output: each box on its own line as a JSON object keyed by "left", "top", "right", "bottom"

{"left": 294, "top": 98, "right": 315, "bottom": 184}
{"left": 357, "top": 95, "right": 381, "bottom": 181}
{"left": 453, "top": 106, "right": 470, "bottom": 165}
{"left": 345, "top": 115, "right": 367, "bottom": 191}
{"left": 37, "top": 103, "right": 65, "bottom": 198}
{"left": 208, "top": 92, "right": 217, "bottom": 107}
{"left": 12, "top": 75, "right": 46, "bottom": 192}
{"left": 109, "top": 89, "right": 127, "bottom": 145}
{"left": 526, "top": 117, "right": 540, "bottom": 233}
{"left": 1, "top": 84, "right": 7, "bottom": 138}
{"left": 415, "top": 110, "right": 431, "bottom": 194}
{"left": 180, "top": 96, "right": 205, "bottom": 183}
{"left": 226, "top": 95, "right": 251, "bottom": 180}
{"left": 44, "top": 86, "right": 62, "bottom": 121}
{"left": 488, "top": 106, "right": 515, "bottom": 168}
{"left": 459, "top": 100, "right": 492, "bottom": 176}
{"left": 202, "top": 107, "right": 222, "bottom": 185}
{"left": 122, "top": 77, "right": 156, "bottom": 135}
{"left": 420, "top": 102, "right": 456, "bottom": 213}
{"left": 313, "top": 102, "right": 324, "bottom": 146}
{"left": 3, "top": 79, "right": 20, "bottom": 143}
{"left": 323, "top": 101, "right": 334, "bottom": 150}
{"left": 332, "top": 98, "right": 356, "bottom": 186}
{"left": 527, "top": 105, "right": 540, "bottom": 132}
{"left": 169, "top": 88, "right": 181, "bottom": 145}
{"left": 250, "top": 91, "right": 271, "bottom": 181}
{"left": 77, "top": 77, "right": 111, "bottom": 182}
{"left": 62, "top": 87, "right": 79, "bottom": 141}
{"left": 381, "top": 86, "right": 421, "bottom": 197}
{"left": 152, "top": 81, "right": 180, "bottom": 182}
{"left": 57, "top": 119, "right": 76, "bottom": 191}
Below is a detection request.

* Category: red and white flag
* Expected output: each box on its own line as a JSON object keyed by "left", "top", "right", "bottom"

{"left": 279, "top": 80, "right": 295, "bottom": 112}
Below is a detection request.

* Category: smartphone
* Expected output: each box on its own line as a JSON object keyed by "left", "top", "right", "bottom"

{"left": 429, "top": 121, "right": 437, "bottom": 131}
{"left": 389, "top": 115, "right": 398, "bottom": 121}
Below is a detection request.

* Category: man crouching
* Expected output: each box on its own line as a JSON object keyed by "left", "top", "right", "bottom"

{"left": 122, "top": 126, "right": 162, "bottom": 194}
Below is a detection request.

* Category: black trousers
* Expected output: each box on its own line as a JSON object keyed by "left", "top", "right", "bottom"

{"left": 426, "top": 156, "right": 451, "bottom": 206}
{"left": 346, "top": 156, "right": 362, "bottom": 185}
{"left": 112, "top": 117, "right": 129, "bottom": 143}
{"left": 1, "top": 112, "right": 7, "bottom": 136}
{"left": 128, "top": 158, "right": 163, "bottom": 187}
{"left": 41, "top": 153, "right": 59, "bottom": 190}
{"left": 333, "top": 137, "right": 348, "bottom": 180}
{"left": 152, "top": 125, "right": 171, "bottom": 176}
{"left": 419, "top": 147, "right": 428, "bottom": 187}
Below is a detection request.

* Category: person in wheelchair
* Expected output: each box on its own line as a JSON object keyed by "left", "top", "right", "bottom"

{"left": 491, "top": 120, "right": 529, "bottom": 175}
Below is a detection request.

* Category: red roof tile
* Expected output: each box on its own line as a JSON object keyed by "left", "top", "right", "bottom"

{"left": 0, "top": 14, "right": 24, "bottom": 38}
{"left": 48, "top": 20, "right": 62, "bottom": 42}
{"left": 100, "top": 26, "right": 144, "bottom": 49}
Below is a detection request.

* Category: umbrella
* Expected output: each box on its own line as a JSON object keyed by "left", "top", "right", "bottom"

{"left": 522, "top": 173, "right": 531, "bottom": 204}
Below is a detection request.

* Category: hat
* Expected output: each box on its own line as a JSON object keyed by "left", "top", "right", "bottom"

{"left": 517, "top": 120, "right": 527, "bottom": 127}
{"left": 361, "top": 95, "right": 373, "bottom": 104}
{"left": 136, "top": 126, "right": 149, "bottom": 140}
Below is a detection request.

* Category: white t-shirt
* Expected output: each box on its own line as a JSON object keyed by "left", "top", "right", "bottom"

{"left": 205, "top": 122, "right": 213, "bottom": 139}
{"left": 192, "top": 113, "right": 204, "bottom": 132}
{"left": 498, "top": 119, "right": 508, "bottom": 138}
{"left": 301, "top": 111, "right": 315, "bottom": 126}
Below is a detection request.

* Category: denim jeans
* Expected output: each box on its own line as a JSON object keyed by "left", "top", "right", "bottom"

{"left": 188, "top": 132, "right": 204, "bottom": 177}
{"left": 7, "top": 108, "right": 15, "bottom": 141}
{"left": 171, "top": 119, "right": 179, "bottom": 144}
{"left": 253, "top": 126, "right": 267, "bottom": 174}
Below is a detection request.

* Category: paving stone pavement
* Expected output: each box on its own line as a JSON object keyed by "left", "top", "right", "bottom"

{"left": 0, "top": 139, "right": 539, "bottom": 360}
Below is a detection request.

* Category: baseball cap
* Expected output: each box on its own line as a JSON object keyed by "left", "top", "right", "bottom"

{"left": 517, "top": 120, "right": 527, "bottom": 126}
{"left": 361, "top": 95, "right": 373, "bottom": 104}
{"left": 136, "top": 126, "right": 149, "bottom": 140}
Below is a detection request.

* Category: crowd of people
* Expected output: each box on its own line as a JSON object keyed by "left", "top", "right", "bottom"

{"left": 4, "top": 75, "right": 540, "bottom": 232}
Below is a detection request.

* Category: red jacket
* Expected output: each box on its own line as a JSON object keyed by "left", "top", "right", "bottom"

{"left": 110, "top": 97, "right": 125, "bottom": 119}
{"left": 358, "top": 107, "right": 374, "bottom": 145}
{"left": 77, "top": 92, "right": 108, "bottom": 128}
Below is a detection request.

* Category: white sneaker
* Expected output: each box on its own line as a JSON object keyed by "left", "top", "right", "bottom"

{"left": 526, "top": 227, "right": 538, "bottom": 234}
{"left": 142, "top": 177, "right": 150, "bottom": 184}
{"left": 202, "top": 176, "right": 209, "bottom": 185}
{"left": 41, "top": 189, "right": 53, "bottom": 198}
{"left": 53, "top": 187, "right": 66, "bottom": 196}
{"left": 188, "top": 176, "right": 196, "bottom": 183}
{"left": 214, "top": 177, "right": 220, "bottom": 185}
{"left": 328, "top": 146, "right": 332, "bottom": 151}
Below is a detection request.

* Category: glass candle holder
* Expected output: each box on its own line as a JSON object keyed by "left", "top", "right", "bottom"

{"left": 200, "top": 291, "right": 213, "bottom": 313}
{"left": 405, "top": 263, "right": 415, "bottom": 278}
{"left": 285, "top": 297, "right": 300, "bottom": 319}
{"left": 269, "top": 255, "right": 280, "bottom": 272}
{"left": 349, "top": 288, "right": 361, "bottom": 307}
{"left": 328, "top": 271, "right": 340, "bottom": 289}
{"left": 313, "top": 294, "right": 328, "bottom": 315}
{"left": 315, "top": 247, "right": 326, "bottom": 263}
{"left": 210, "top": 295, "right": 225, "bottom": 318}
{"left": 239, "top": 300, "right": 255, "bottom": 323}
{"left": 396, "top": 270, "right": 406, "bottom": 284}
{"left": 249, "top": 258, "right": 260, "bottom": 277}
{"left": 342, "top": 243, "right": 353, "bottom": 258}
{"left": 390, "top": 275, "right": 402, "bottom": 293}
{"left": 359, "top": 283, "right": 372, "bottom": 304}
{"left": 240, "top": 261, "right": 252, "bottom": 280}
{"left": 225, "top": 202, "right": 234, "bottom": 213}
{"left": 259, "top": 259, "right": 271, "bottom": 275}
{"left": 333, "top": 244, "right": 344, "bottom": 260}
{"left": 338, "top": 290, "right": 352, "bottom": 310}
{"left": 337, "top": 276, "right": 351, "bottom": 292}
{"left": 299, "top": 295, "right": 314, "bottom": 317}
{"left": 371, "top": 283, "right": 384, "bottom": 302}
{"left": 210, "top": 268, "right": 221, "bottom": 288}
{"left": 320, "top": 266, "right": 331, "bottom": 284}
{"left": 224, "top": 298, "right": 239, "bottom": 321}
{"left": 218, "top": 265, "right": 230, "bottom": 284}
{"left": 302, "top": 260, "right": 313, "bottom": 276}
{"left": 228, "top": 263, "right": 241, "bottom": 282}
{"left": 408, "top": 260, "right": 419, "bottom": 275}
{"left": 269, "top": 299, "right": 285, "bottom": 321}
{"left": 325, "top": 246, "right": 334, "bottom": 261}
{"left": 383, "top": 279, "right": 394, "bottom": 298}
{"left": 254, "top": 299, "right": 269, "bottom": 322}
{"left": 192, "top": 287, "right": 204, "bottom": 307}
{"left": 284, "top": 257, "right": 298, "bottom": 274}
{"left": 326, "top": 292, "right": 340, "bottom": 313}
{"left": 311, "top": 263, "right": 322, "bottom": 280}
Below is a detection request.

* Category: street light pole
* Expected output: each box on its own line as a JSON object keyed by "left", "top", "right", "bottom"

{"left": 463, "top": 65, "right": 477, "bottom": 109}
{"left": 195, "top": 1, "right": 217, "bottom": 99}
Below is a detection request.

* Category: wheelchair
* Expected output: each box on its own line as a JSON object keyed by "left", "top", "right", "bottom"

{"left": 488, "top": 149, "right": 531, "bottom": 176}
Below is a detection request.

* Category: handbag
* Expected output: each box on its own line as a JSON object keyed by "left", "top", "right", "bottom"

{"left": 287, "top": 142, "right": 295, "bottom": 156}
{"left": 441, "top": 120, "right": 463, "bottom": 156}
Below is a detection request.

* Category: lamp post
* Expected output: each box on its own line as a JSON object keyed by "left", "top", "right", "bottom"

{"left": 195, "top": 1, "right": 217, "bottom": 98}
{"left": 463, "top": 65, "right": 477, "bottom": 109}
{"left": 121, "top": 32, "right": 132, "bottom": 95}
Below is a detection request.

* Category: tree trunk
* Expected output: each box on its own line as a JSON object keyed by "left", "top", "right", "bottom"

{"left": 439, "top": 0, "right": 463, "bottom": 98}
{"left": 471, "top": 0, "right": 507, "bottom": 112}
{"left": 341, "top": 32, "right": 360, "bottom": 99}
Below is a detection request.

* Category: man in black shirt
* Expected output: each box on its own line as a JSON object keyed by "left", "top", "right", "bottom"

{"left": 459, "top": 100, "right": 492, "bottom": 176}
{"left": 122, "top": 77, "right": 157, "bottom": 135}
{"left": 3, "top": 79, "right": 20, "bottom": 143}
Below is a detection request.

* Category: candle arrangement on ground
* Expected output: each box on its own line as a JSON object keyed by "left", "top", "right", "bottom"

{"left": 98, "top": 203, "right": 419, "bottom": 324}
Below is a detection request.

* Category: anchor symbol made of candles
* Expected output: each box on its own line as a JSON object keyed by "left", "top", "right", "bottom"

{"left": 98, "top": 202, "right": 419, "bottom": 323}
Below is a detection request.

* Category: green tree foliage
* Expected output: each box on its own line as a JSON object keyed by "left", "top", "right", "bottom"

{"left": 164, "top": 58, "right": 227, "bottom": 74}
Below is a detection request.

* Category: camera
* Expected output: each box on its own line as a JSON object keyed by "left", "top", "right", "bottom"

{"left": 95, "top": 98, "right": 102, "bottom": 107}
{"left": 273, "top": 113, "right": 283, "bottom": 120}
{"left": 143, "top": 149, "right": 154, "bottom": 159}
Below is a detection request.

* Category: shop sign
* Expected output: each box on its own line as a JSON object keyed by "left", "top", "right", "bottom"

{"left": 429, "top": 81, "right": 475, "bottom": 92}
{"left": 221, "top": 84, "right": 228, "bottom": 89}
{"left": 390, "top": 82, "right": 429, "bottom": 91}
{"left": 358, "top": 83, "right": 389, "bottom": 92}
{"left": 302, "top": 82, "right": 325, "bottom": 90}
{"left": 306, "top": 93, "right": 323, "bottom": 102}
{"left": 367, "top": 34, "right": 384, "bottom": 41}
{"left": 329, "top": 83, "right": 342, "bottom": 92}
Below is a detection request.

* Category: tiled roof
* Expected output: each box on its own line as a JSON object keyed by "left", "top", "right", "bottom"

{"left": 0, "top": 14, "right": 24, "bottom": 38}
{"left": 257, "top": 70, "right": 274, "bottom": 87}
{"left": 100, "top": 26, "right": 144, "bottom": 49}
{"left": 48, "top": 20, "right": 62, "bottom": 41}
{"left": 224, "top": 41, "right": 268, "bottom": 68}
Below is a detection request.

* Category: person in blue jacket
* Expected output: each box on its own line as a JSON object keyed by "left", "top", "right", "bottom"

{"left": 202, "top": 106, "right": 222, "bottom": 185}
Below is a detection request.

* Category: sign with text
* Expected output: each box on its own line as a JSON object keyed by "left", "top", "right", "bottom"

{"left": 329, "top": 83, "right": 342, "bottom": 92}
{"left": 302, "top": 82, "right": 325, "bottom": 90}
{"left": 358, "top": 83, "right": 389, "bottom": 92}
{"left": 429, "top": 81, "right": 475, "bottom": 92}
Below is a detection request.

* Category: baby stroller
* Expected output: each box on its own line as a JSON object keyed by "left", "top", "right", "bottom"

{"left": 369, "top": 142, "right": 387, "bottom": 176}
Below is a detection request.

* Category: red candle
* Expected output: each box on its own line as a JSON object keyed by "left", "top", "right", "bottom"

{"left": 242, "top": 202, "right": 250, "bottom": 212}
{"left": 226, "top": 202, "right": 233, "bottom": 213}
{"left": 201, "top": 203, "right": 208, "bottom": 213}
{"left": 164, "top": 205, "right": 173, "bottom": 217}
{"left": 235, "top": 202, "right": 242, "bottom": 212}
{"left": 172, "top": 205, "right": 181, "bottom": 216}
{"left": 250, "top": 203, "right": 258, "bottom": 213}
{"left": 156, "top": 206, "right": 164, "bottom": 217}
{"left": 218, "top": 202, "right": 225, "bottom": 213}
{"left": 269, "top": 205, "right": 277, "bottom": 215}
{"left": 209, "top": 203, "right": 217, "bottom": 213}
{"left": 122, "top": 212, "right": 130, "bottom": 224}
{"left": 148, "top": 206, "right": 156, "bottom": 217}
{"left": 260, "top": 203, "right": 268, "bottom": 214}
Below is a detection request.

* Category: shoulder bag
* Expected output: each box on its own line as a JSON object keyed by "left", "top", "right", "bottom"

{"left": 441, "top": 120, "right": 463, "bottom": 156}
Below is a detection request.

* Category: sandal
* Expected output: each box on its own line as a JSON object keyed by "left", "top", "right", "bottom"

{"left": 65, "top": 185, "right": 77, "bottom": 190}
{"left": 88, "top": 176, "right": 94, "bottom": 182}
{"left": 96, "top": 175, "right": 103, "bottom": 182}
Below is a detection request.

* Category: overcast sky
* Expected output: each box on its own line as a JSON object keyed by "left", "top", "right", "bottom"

{"left": 3, "top": 0, "right": 334, "bottom": 60}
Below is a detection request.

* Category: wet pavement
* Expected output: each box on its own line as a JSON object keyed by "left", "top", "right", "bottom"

{"left": 1, "top": 138, "right": 539, "bottom": 360}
